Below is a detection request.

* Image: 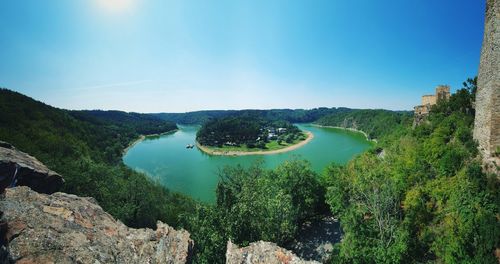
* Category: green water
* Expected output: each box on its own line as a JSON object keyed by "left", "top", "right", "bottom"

{"left": 123, "top": 124, "right": 372, "bottom": 203}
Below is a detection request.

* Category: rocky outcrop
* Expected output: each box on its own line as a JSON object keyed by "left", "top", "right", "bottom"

{"left": 0, "top": 186, "right": 193, "bottom": 263}
{"left": 0, "top": 142, "right": 64, "bottom": 194}
{"left": 0, "top": 141, "right": 193, "bottom": 263}
{"left": 226, "top": 241, "right": 320, "bottom": 264}
{"left": 474, "top": 0, "right": 500, "bottom": 172}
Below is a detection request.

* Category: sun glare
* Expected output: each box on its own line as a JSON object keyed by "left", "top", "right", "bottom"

{"left": 94, "top": 0, "right": 135, "bottom": 14}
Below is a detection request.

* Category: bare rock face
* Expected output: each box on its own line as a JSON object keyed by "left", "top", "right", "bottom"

{"left": 226, "top": 241, "right": 320, "bottom": 264}
{"left": 474, "top": 0, "right": 500, "bottom": 173}
{"left": 0, "top": 142, "right": 64, "bottom": 194}
{"left": 0, "top": 186, "right": 193, "bottom": 264}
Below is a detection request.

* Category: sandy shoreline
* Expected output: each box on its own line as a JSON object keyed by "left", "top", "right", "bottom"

{"left": 311, "top": 124, "right": 377, "bottom": 143}
{"left": 123, "top": 135, "right": 146, "bottom": 154}
{"left": 122, "top": 129, "right": 178, "bottom": 155}
{"left": 196, "top": 131, "right": 314, "bottom": 156}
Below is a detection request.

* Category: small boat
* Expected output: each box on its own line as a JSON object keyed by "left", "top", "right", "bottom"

{"left": 186, "top": 144, "right": 194, "bottom": 149}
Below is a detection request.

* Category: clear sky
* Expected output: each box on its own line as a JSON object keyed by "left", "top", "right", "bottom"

{"left": 0, "top": 0, "right": 486, "bottom": 113}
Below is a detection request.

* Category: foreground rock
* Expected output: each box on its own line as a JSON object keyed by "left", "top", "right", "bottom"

{"left": 0, "top": 142, "right": 64, "bottom": 194}
{"left": 226, "top": 241, "right": 320, "bottom": 264}
{"left": 0, "top": 186, "right": 193, "bottom": 263}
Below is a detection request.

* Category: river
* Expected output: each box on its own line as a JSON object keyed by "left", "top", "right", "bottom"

{"left": 123, "top": 124, "right": 372, "bottom": 203}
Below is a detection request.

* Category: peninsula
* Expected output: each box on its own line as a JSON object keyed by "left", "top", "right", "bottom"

{"left": 197, "top": 131, "right": 313, "bottom": 156}
{"left": 195, "top": 116, "right": 313, "bottom": 156}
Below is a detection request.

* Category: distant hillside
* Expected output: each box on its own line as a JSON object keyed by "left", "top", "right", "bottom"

{"left": 315, "top": 109, "right": 413, "bottom": 140}
{"left": 71, "top": 110, "right": 177, "bottom": 136}
{"left": 153, "top": 107, "right": 354, "bottom": 125}
{"left": 0, "top": 88, "right": 194, "bottom": 228}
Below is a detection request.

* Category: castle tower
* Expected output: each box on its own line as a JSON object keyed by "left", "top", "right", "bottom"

{"left": 435, "top": 85, "right": 450, "bottom": 101}
{"left": 474, "top": 0, "right": 500, "bottom": 161}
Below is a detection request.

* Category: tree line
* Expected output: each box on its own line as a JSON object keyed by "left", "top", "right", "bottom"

{"left": 154, "top": 107, "right": 355, "bottom": 125}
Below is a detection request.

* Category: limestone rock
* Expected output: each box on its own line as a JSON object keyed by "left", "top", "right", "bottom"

{"left": 226, "top": 241, "right": 320, "bottom": 264}
{"left": 0, "top": 143, "right": 64, "bottom": 194}
{"left": 474, "top": 0, "right": 500, "bottom": 173}
{"left": 0, "top": 186, "right": 193, "bottom": 264}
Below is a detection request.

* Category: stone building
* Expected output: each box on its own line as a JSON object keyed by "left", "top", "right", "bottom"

{"left": 473, "top": 0, "right": 499, "bottom": 168}
{"left": 413, "top": 85, "right": 451, "bottom": 125}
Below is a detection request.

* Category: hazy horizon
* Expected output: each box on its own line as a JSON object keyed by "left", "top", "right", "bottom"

{"left": 2, "top": 88, "right": 409, "bottom": 114}
{"left": 0, "top": 0, "right": 485, "bottom": 112}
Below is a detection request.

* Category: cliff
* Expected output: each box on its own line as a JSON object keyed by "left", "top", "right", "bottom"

{"left": 474, "top": 0, "right": 500, "bottom": 172}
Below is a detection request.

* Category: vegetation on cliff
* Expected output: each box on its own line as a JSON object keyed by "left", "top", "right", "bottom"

{"left": 0, "top": 88, "right": 195, "bottom": 228}
{"left": 322, "top": 79, "right": 499, "bottom": 263}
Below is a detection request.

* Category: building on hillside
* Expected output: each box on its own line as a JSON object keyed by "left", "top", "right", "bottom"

{"left": 413, "top": 85, "right": 451, "bottom": 126}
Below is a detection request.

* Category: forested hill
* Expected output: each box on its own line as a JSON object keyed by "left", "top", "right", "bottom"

{"left": 71, "top": 110, "right": 177, "bottom": 136}
{"left": 0, "top": 88, "right": 194, "bottom": 228}
{"left": 153, "top": 107, "right": 355, "bottom": 124}
{"left": 315, "top": 109, "right": 413, "bottom": 141}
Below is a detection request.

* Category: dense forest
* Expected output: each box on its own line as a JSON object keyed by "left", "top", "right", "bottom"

{"left": 0, "top": 88, "right": 195, "bottom": 228}
{"left": 315, "top": 109, "right": 413, "bottom": 141}
{"left": 1, "top": 77, "right": 498, "bottom": 263}
{"left": 154, "top": 107, "right": 355, "bottom": 125}
{"left": 196, "top": 116, "right": 302, "bottom": 149}
{"left": 71, "top": 110, "right": 178, "bottom": 137}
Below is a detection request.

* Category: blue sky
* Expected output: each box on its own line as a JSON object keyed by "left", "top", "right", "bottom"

{"left": 0, "top": 0, "right": 486, "bottom": 112}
